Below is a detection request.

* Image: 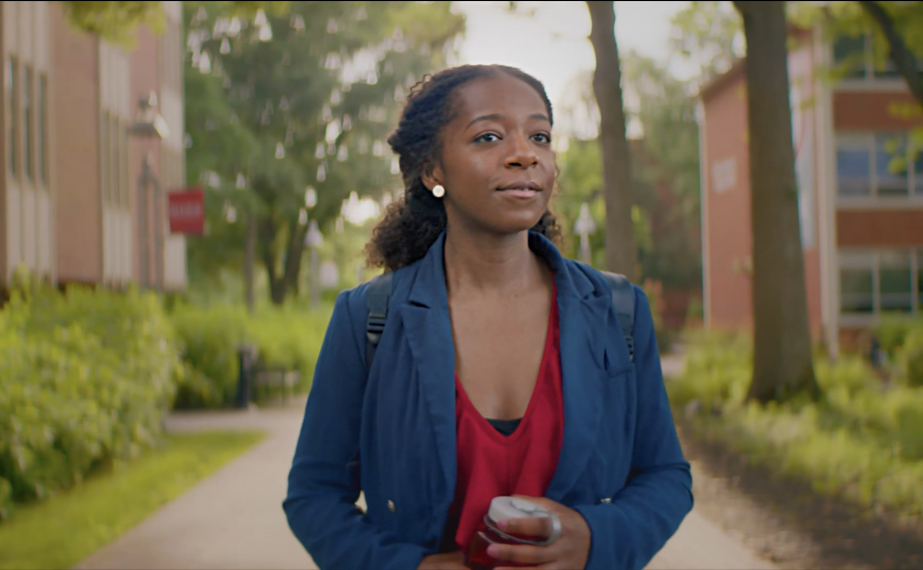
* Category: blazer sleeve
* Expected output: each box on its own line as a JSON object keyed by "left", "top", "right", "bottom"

{"left": 573, "top": 286, "right": 694, "bottom": 570}
{"left": 283, "top": 289, "right": 428, "bottom": 570}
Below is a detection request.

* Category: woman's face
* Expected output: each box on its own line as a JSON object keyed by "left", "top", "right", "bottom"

{"left": 425, "top": 73, "right": 556, "bottom": 237}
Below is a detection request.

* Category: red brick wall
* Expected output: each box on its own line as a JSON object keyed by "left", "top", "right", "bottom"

{"left": 702, "top": 40, "right": 825, "bottom": 338}
{"left": 837, "top": 209, "right": 923, "bottom": 246}
{"left": 51, "top": 4, "right": 101, "bottom": 284}
{"left": 703, "top": 72, "right": 754, "bottom": 330}
{"left": 833, "top": 91, "right": 923, "bottom": 131}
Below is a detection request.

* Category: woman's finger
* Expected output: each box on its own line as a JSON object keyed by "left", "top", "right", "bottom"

{"left": 487, "top": 542, "right": 557, "bottom": 566}
{"left": 498, "top": 515, "right": 554, "bottom": 539}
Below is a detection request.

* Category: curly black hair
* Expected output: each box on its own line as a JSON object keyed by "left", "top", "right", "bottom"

{"left": 365, "top": 64, "right": 563, "bottom": 272}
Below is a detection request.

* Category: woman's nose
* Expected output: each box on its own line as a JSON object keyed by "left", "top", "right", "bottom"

{"left": 503, "top": 134, "right": 539, "bottom": 168}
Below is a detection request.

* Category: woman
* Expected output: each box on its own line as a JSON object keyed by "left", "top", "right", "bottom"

{"left": 284, "top": 64, "right": 693, "bottom": 570}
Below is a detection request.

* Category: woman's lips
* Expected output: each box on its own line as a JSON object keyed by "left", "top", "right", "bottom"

{"left": 499, "top": 188, "right": 538, "bottom": 198}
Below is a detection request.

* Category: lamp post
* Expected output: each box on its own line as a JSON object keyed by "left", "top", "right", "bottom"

{"left": 128, "top": 92, "right": 169, "bottom": 291}
{"left": 305, "top": 220, "right": 324, "bottom": 310}
{"left": 574, "top": 202, "right": 596, "bottom": 266}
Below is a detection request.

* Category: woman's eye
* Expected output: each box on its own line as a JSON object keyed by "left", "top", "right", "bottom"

{"left": 532, "top": 133, "right": 551, "bottom": 144}
{"left": 475, "top": 133, "right": 500, "bottom": 143}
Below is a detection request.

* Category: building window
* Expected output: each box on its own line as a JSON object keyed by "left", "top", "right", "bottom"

{"left": 880, "top": 251, "right": 913, "bottom": 313}
{"left": 840, "top": 252, "right": 875, "bottom": 314}
{"left": 840, "top": 250, "right": 919, "bottom": 316}
{"left": 875, "top": 134, "right": 908, "bottom": 196}
{"left": 834, "top": 34, "right": 909, "bottom": 81}
{"left": 833, "top": 35, "right": 867, "bottom": 80}
{"left": 38, "top": 74, "right": 47, "bottom": 185}
{"left": 6, "top": 57, "right": 17, "bottom": 177}
{"left": 836, "top": 132, "right": 923, "bottom": 200}
{"left": 836, "top": 136, "right": 871, "bottom": 197}
{"left": 23, "top": 66, "right": 33, "bottom": 181}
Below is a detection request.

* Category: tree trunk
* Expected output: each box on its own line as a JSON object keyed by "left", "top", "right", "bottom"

{"left": 259, "top": 217, "right": 306, "bottom": 306}
{"left": 586, "top": 1, "right": 637, "bottom": 281}
{"left": 733, "top": 0, "right": 819, "bottom": 402}
{"left": 259, "top": 218, "right": 286, "bottom": 305}
{"left": 858, "top": 0, "right": 923, "bottom": 108}
{"left": 244, "top": 213, "right": 256, "bottom": 313}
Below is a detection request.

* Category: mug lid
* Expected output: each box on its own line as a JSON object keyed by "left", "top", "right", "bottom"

{"left": 488, "top": 496, "right": 551, "bottom": 522}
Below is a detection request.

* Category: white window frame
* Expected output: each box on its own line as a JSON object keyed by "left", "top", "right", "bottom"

{"left": 839, "top": 248, "right": 920, "bottom": 326}
{"left": 832, "top": 33, "right": 909, "bottom": 91}
{"left": 835, "top": 132, "right": 923, "bottom": 208}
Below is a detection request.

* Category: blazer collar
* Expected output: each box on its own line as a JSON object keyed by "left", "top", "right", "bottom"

{"left": 406, "top": 230, "right": 597, "bottom": 310}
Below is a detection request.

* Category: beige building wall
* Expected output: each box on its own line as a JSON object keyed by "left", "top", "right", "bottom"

{"left": 159, "top": 1, "right": 187, "bottom": 291}
{"left": 52, "top": 3, "right": 101, "bottom": 285}
{"left": 1, "top": 1, "right": 187, "bottom": 291}
{"left": 2, "top": 1, "right": 53, "bottom": 283}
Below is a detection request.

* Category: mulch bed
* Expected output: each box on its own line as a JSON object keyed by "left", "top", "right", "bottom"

{"left": 675, "top": 420, "right": 923, "bottom": 570}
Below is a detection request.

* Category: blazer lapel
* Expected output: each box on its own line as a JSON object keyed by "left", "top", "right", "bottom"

{"left": 399, "top": 233, "right": 457, "bottom": 503}
{"left": 529, "top": 234, "right": 611, "bottom": 502}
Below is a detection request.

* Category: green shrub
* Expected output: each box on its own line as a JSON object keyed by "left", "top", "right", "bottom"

{"left": 899, "top": 324, "right": 923, "bottom": 387}
{"left": 666, "top": 329, "right": 751, "bottom": 410}
{"left": 246, "top": 305, "right": 331, "bottom": 394}
{"left": 169, "top": 303, "right": 332, "bottom": 408}
{"left": 0, "top": 477, "right": 11, "bottom": 520}
{"left": 169, "top": 305, "right": 249, "bottom": 408}
{"left": 873, "top": 315, "right": 914, "bottom": 356}
{"left": 674, "top": 331, "right": 923, "bottom": 519}
{"left": 0, "top": 285, "right": 179, "bottom": 517}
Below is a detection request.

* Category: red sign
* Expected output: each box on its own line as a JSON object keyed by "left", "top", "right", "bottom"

{"left": 168, "top": 188, "right": 205, "bottom": 235}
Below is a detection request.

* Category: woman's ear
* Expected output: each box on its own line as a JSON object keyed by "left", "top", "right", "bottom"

{"left": 420, "top": 160, "right": 444, "bottom": 192}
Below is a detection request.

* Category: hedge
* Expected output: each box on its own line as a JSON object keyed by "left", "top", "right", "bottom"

{"left": 169, "top": 303, "right": 332, "bottom": 409}
{"left": 0, "top": 285, "right": 179, "bottom": 519}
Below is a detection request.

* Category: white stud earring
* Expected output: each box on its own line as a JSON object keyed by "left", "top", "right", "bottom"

{"left": 432, "top": 184, "right": 445, "bottom": 198}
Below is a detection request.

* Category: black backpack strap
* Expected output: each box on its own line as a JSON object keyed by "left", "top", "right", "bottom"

{"left": 365, "top": 271, "right": 394, "bottom": 374}
{"left": 601, "top": 271, "right": 636, "bottom": 361}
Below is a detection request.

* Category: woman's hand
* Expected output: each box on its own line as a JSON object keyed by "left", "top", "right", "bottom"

{"left": 489, "top": 495, "right": 591, "bottom": 570}
{"left": 417, "top": 551, "right": 468, "bottom": 570}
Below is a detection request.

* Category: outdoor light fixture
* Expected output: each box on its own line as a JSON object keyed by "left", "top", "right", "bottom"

{"left": 129, "top": 92, "right": 170, "bottom": 140}
{"left": 129, "top": 91, "right": 169, "bottom": 292}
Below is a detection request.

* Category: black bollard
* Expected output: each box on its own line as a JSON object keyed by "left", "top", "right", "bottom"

{"left": 235, "top": 344, "right": 258, "bottom": 408}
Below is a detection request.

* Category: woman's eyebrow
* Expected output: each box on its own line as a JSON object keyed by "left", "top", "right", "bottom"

{"left": 465, "top": 113, "right": 550, "bottom": 129}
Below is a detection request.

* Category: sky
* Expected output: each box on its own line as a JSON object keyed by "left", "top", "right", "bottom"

{"left": 452, "top": 0, "right": 695, "bottom": 138}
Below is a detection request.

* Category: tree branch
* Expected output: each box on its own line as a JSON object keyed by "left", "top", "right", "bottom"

{"left": 858, "top": 0, "right": 923, "bottom": 107}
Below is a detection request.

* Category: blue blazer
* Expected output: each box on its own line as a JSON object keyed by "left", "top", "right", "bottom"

{"left": 284, "top": 231, "right": 693, "bottom": 570}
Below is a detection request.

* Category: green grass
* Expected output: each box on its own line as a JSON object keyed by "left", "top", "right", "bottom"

{"left": 0, "top": 430, "right": 266, "bottom": 570}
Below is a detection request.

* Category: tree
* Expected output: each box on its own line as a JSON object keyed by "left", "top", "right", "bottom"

{"left": 184, "top": 1, "right": 465, "bottom": 305}
{"left": 585, "top": 1, "right": 638, "bottom": 281}
{"left": 554, "top": 138, "right": 651, "bottom": 270}
{"left": 60, "top": 1, "right": 290, "bottom": 46}
{"left": 669, "top": 0, "right": 745, "bottom": 88}
{"left": 788, "top": 2, "right": 923, "bottom": 164}
{"left": 732, "top": 1, "right": 819, "bottom": 403}
{"left": 621, "top": 52, "right": 703, "bottom": 294}
{"left": 856, "top": 1, "right": 923, "bottom": 106}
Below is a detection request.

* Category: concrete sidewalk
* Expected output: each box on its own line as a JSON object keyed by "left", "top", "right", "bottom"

{"left": 75, "top": 356, "right": 775, "bottom": 570}
{"left": 74, "top": 401, "right": 316, "bottom": 570}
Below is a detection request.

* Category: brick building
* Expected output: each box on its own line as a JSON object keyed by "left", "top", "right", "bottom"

{"left": 700, "top": 28, "right": 923, "bottom": 356}
{"left": 0, "top": 1, "right": 187, "bottom": 293}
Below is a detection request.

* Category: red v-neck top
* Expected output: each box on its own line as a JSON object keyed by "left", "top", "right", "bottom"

{"left": 441, "top": 285, "right": 565, "bottom": 552}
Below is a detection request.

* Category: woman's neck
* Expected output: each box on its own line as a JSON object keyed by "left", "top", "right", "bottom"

{"left": 443, "top": 226, "right": 545, "bottom": 299}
